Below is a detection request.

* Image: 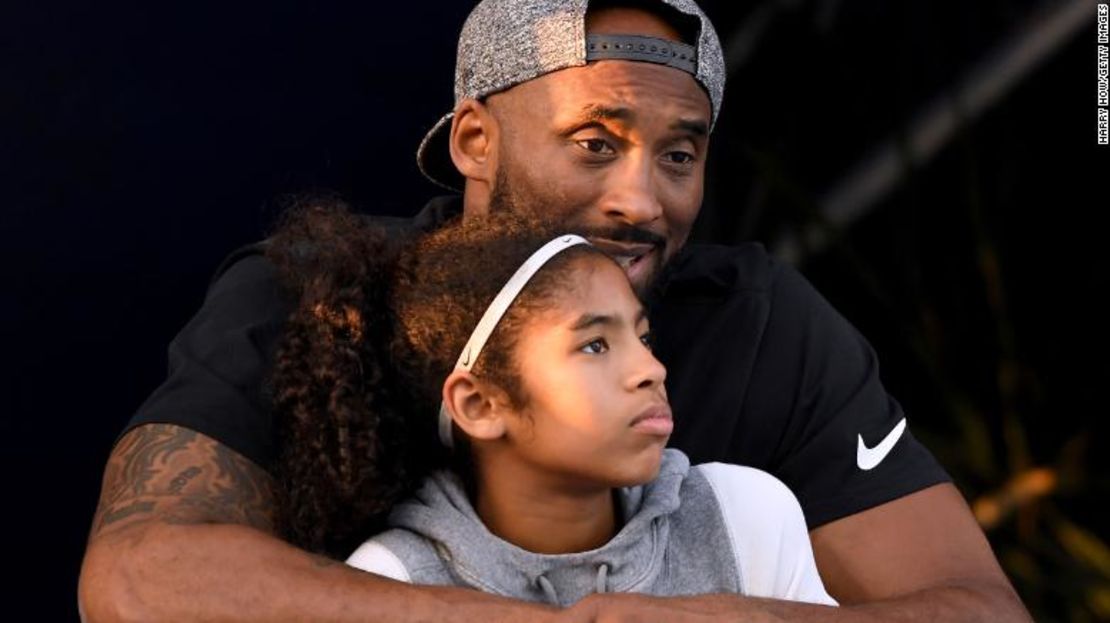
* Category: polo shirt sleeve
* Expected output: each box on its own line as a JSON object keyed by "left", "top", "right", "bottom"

{"left": 753, "top": 259, "right": 950, "bottom": 528}
{"left": 118, "top": 249, "right": 291, "bottom": 472}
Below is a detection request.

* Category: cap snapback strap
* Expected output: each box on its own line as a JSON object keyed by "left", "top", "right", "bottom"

{"left": 585, "top": 34, "right": 697, "bottom": 74}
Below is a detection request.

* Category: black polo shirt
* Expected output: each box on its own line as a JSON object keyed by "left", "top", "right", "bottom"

{"left": 124, "top": 195, "right": 949, "bottom": 529}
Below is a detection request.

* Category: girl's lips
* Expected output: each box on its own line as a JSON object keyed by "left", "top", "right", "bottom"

{"left": 631, "top": 404, "right": 674, "bottom": 436}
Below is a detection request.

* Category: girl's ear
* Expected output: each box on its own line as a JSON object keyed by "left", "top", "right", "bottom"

{"left": 442, "top": 369, "right": 509, "bottom": 442}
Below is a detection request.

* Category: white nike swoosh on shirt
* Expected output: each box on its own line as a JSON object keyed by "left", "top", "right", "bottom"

{"left": 856, "top": 418, "right": 907, "bottom": 471}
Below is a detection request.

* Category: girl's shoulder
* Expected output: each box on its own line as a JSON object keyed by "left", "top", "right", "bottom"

{"left": 345, "top": 527, "right": 455, "bottom": 586}
{"left": 684, "top": 461, "right": 837, "bottom": 605}
{"left": 690, "top": 461, "right": 805, "bottom": 525}
{"left": 686, "top": 461, "right": 809, "bottom": 552}
{"left": 346, "top": 537, "right": 412, "bottom": 582}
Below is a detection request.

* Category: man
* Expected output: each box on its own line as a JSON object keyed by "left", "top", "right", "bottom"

{"left": 79, "top": 0, "right": 1031, "bottom": 621}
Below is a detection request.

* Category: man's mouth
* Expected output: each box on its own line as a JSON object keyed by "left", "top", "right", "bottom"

{"left": 589, "top": 239, "right": 657, "bottom": 272}
{"left": 614, "top": 252, "right": 647, "bottom": 270}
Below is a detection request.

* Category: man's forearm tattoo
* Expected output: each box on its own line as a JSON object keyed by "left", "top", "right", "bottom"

{"left": 91, "top": 424, "right": 276, "bottom": 538}
{"left": 168, "top": 466, "right": 202, "bottom": 493}
{"left": 97, "top": 501, "right": 156, "bottom": 526}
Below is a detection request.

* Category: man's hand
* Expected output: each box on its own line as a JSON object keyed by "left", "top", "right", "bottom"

{"left": 556, "top": 484, "right": 1030, "bottom": 623}
{"left": 559, "top": 592, "right": 813, "bottom": 623}
{"left": 557, "top": 587, "right": 1016, "bottom": 623}
{"left": 78, "top": 424, "right": 558, "bottom": 623}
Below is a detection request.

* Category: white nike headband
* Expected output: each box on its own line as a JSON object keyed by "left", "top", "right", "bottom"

{"left": 438, "top": 234, "right": 591, "bottom": 448}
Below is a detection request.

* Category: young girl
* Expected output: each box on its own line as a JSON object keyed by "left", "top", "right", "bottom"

{"left": 267, "top": 202, "right": 835, "bottom": 608}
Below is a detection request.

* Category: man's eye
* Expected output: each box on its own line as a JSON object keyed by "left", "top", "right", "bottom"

{"left": 664, "top": 151, "right": 695, "bottom": 165}
{"left": 577, "top": 139, "right": 615, "bottom": 155}
{"left": 581, "top": 338, "right": 610, "bottom": 354}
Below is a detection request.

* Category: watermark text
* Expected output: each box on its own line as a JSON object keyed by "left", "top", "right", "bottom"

{"left": 1099, "top": 5, "right": 1109, "bottom": 144}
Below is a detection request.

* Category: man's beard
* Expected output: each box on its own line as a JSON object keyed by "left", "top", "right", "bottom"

{"left": 489, "top": 167, "right": 672, "bottom": 299}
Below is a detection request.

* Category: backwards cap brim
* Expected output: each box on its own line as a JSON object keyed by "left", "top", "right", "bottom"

{"left": 416, "top": 112, "right": 463, "bottom": 193}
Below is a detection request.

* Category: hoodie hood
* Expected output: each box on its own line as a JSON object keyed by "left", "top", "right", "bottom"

{"left": 386, "top": 449, "right": 691, "bottom": 606}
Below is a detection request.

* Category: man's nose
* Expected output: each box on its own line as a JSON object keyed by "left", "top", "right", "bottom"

{"left": 599, "top": 156, "right": 663, "bottom": 226}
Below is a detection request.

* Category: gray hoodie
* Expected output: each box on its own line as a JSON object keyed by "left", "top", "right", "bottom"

{"left": 347, "top": 449, "right": 836, "bottom": 607}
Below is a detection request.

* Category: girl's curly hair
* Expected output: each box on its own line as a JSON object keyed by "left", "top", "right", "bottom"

{"left": 265, "top": 197, "right": 609, "bottom": 557}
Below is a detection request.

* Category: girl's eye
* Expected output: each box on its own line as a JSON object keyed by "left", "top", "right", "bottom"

{"left": 581, "top": 338, "right": 610, "bottom": 354}
{"left": 640, "top": 332, "right": 654, "bottom": 350}
{"left": 577, "top": 138, "right": 615, "bottom": 155}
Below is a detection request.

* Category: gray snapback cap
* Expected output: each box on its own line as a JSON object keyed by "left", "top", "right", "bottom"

{"left": 416, "top": 0, "right": 726, "bottom": 191}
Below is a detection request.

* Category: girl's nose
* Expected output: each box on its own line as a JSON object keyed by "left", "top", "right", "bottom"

{"left": 632, "top": 344, "right": 667, "bottom": 391}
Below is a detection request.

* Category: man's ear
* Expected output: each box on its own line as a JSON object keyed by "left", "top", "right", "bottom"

{"left": 449, "top": 99, "right": 498, "bottom": 188}
{"left": 442, "top": 368, "right": 509, "bottom": 442}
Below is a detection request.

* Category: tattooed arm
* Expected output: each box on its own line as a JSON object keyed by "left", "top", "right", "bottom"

{"left": 78, "top": 424, "right": 557, "bottom": 622}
